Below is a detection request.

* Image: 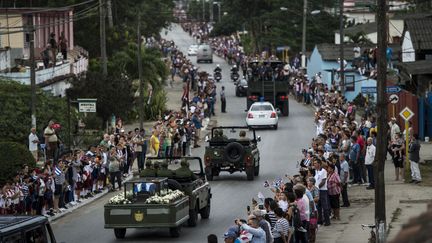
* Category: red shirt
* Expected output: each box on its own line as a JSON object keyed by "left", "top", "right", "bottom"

{"left": 357, "top": 136, "right": 365, "bottom": 152}
{"left": 327, "top": 172, "right": 341, "bottom": 195}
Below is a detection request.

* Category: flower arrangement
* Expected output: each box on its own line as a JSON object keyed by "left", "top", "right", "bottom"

{"left": 108, "top": 191, "right": 133, "bottom": 205}
{"left": 145, "top": 189, "right": 185, "bottom": 204}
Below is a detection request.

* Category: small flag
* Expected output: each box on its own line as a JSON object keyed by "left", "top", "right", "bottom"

{"left": 275, "top": 177, "right": 283, "bottom": 187}
{"left": 263, "top": 180, "right": 270, "bottom": 188}
{"left": 54, "top": 166, "right": 62, "bottom": 176}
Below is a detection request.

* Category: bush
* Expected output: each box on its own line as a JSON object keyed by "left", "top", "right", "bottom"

{"left": 0, "top": 142, "right": 36, "bottom": 185}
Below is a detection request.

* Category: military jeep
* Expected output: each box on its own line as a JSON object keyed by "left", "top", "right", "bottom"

{"left": 204, "top": 126, "right": 261, "bottom": 181}
{"left": 104, "top": 157, "right": 211, "bottom": 239}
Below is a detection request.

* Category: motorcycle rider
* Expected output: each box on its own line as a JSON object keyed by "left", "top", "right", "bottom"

{"left": 230, "top": 64, "right": 239, "bottom": 74}
{"left": 214, "top": 64, "right": 222, "bottom": 73}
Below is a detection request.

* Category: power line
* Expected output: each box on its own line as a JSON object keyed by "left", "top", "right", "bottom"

{"left": 0, "top": 0, "right": 97, "bottom": 15}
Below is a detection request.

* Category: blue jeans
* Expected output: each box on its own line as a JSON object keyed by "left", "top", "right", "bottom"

{"left": 317, "top": 190, "right": 330, "bottom": 225}
{"left": 366, "top": 164, "right": 374, "bottom": 187}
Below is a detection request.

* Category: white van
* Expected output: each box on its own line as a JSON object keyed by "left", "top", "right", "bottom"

{"left": 196, "top": 44, "right": 213, "bottom": 63}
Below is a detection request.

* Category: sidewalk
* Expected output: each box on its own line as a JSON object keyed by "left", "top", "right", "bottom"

{"left": 316, "top": 143, "right": 432, "bottom": 243}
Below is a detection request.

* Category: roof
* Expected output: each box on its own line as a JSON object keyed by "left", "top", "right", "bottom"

{"left": 404, "top": 18, "right": 432, "bottom": 50}
{"left": 335, "top": 22, "right": 377, "bottom": 35}
{"left": 0, "top": 216, "right": 47, "bottom": 233}
{"left": 315, "top": 43, "right": 400, "bottom": 61}
{"left": 391, "top": 13, "right": 432, "bottom": 20}
{"left": 397, "top": 60, "right": 432, "bottom": 75}
{"left": 0, "top": 8, "right": 72, "bottom": 14}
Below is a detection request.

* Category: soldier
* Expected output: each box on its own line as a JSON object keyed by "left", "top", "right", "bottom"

{"left": 175, "top": 159, "right": 198, "bottom": 181}
{"left": 139, "top": 161, "right": 157, "bottom": 177}
{"left": 238, "top": 130, "right": 250, "bottom": 142}
{"left": 157, "top": 162, "right": 175, "bottom": 178}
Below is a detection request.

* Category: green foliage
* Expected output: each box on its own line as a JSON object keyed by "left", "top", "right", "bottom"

{"left": 210, "top": 14, "right": 242, "bottom": 36}
{"left": 212, "top": 0, "right": 339, "bottom": 54}
{"left": 66, "top": 71, "right": 134, "bottom": 123}
{"left": 346, "top": 31, "right": 373, "bottom": 45}
{"left": 0, "top": 80, "right": 71, "bottom": 145}
{"left": 0, "top": 142, "right": 36, "bottom": 185}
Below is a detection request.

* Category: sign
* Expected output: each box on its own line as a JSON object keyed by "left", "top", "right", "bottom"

{"left": 361, "top": 86, "right": 377, "bottom": 93}
{"left": 399, "top": 107, "right": 414, "bottom": 121}
{"left": 389, "top": 94, "right": 399, "bottom": 104}
{"left": 386, "top": 86, "right": 401, "bottom": 93}
{"left": 77, "top": 98, "right": 97, "bottom": 113}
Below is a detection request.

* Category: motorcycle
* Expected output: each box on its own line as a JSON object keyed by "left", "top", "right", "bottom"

{"left": 231, "top": 71, "right": 240, "bottom": 82}
{"left": 214, "top": 71, "right": 222, "bottom": 82}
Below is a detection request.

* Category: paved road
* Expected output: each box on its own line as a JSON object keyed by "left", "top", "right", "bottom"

{"left": 51, "top": 24, "right": 315, "bottom": 243}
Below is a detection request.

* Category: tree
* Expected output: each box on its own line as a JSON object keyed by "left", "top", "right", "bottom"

{"left": 0, "top": 142, "right": 36, "bottom": 185}
{"left": 66, "top": 72, "right": 134, "bottom": 124}
{"left": 0, "top": 80, "right": 71, "bottom": 145}
{"left": 347, "top": 31, "right": 374, "bottom": 45}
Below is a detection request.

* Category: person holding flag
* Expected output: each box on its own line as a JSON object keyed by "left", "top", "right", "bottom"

{"left": 53, "top": 160, "right": 66, "bottom": 213}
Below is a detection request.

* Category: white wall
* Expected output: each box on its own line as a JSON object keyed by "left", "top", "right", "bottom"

{"left": 402, "top": 31, "right": 415, "bottom": 62}
{"left": 0, "top": 49, "right": 11, "bottom": 71}
{"left": 389, "top": 19, "right": 404, "bottom": 42}
{"left": 345, "top": 12, "right": 376, "bottom": 24}
{"left": 335, "top": 32, "right": 377, "bottom": 44}
{"left": 41, "top": 80, "right": 71, "bottom": 97}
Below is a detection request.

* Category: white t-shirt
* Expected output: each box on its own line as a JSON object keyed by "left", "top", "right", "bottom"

{"left": 314, "top": 168, "right": 328, "bottom": 190}
{"left": 278, "top": 200, "right": 288, "bottom": 212}
{"left": 28, "top": 133, "right": 39, "bottom": 151}
{"left": 365, "top": 144, "right": 376, "bottom": 165}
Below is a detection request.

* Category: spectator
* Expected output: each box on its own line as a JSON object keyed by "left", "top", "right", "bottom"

{"left": 408, "top": 134, "right": 422, "bottom": 184}
{"left": 313, "top": 159, "right": 330, "bottom": 226}
{"left": 365, "top": 137, "right": 375, "bottom": 189}
{"left": 28, "top": 127, "right": 39, "bottom": 161}
{"left": 236, "top": 216, "right": 267, "bottom": 243}
{"left": 44, "top": 120, "right": 58, "bottom": 162}
{"left": 339, "top": 154, "right": 350, "bottom": 207}
{"left": 272, "top": 207, "right": 289, "bottom": 243}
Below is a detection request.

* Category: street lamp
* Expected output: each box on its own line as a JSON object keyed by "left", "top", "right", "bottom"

{"left": 280, "top": 3, "right": 321, "bottom": 69}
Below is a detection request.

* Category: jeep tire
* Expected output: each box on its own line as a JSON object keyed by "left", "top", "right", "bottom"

{"left": 170, "top": 227, "right": 181, "bottom": 237}
{"left": 188, "top": 206, "right": 198, "bottom": 227}
{"left": 254, "top": 163, "right": 259, "bottom": 176}
{"left": 224, "top": 142, "right": 245, "bottom": 163}
{"left": 246, "top": 167, "right": 254, "bottom": 181}
{"left": 205, "top": 167, "right": 213, "bottom": 181}
{"left": 199, "top": 200, "right": 211, "bottom": 219}
{"left": 114, "top": 228, "right": 126, "bottom": 239}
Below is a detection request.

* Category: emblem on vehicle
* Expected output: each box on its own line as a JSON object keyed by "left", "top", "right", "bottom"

{"left": 134, "top": 210, "right": 144, "bottom": 222}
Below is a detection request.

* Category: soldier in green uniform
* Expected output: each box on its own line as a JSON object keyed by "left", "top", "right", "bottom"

{"left": 140, "top": 161, "right": 157, "bottom": 177}
{"left": 156, "top": 161, "right": 175, "bottom": 178}
{"left": 174, "top": 159, "right": 198, "bottom": 181}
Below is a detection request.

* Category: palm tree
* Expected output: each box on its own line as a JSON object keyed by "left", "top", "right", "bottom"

{"left": 346, "top": 31, "right": 373, "bottom": 45}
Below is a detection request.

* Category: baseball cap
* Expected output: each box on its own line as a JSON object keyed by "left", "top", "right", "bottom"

{"left": 223, "top": 226, "right": 238, "bottom": 239}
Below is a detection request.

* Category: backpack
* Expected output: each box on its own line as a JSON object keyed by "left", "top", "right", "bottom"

{"left": 290, "top": 204, "right": 302, "bottom": 230}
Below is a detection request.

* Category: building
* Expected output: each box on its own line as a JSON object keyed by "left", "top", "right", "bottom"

{"left": 0, "top": 8, "right": 88, "bottom": 96}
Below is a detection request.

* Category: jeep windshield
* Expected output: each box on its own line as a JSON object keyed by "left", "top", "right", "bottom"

{"left": 145, "top": 157, "right": 203, "bottom": 175}
{"left": 210, "top": 127, "right": 255, "bottom": 140}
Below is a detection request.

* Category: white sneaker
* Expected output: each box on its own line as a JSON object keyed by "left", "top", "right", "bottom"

{"left": 69, "top": 201, "right": 77, "bottom": 206}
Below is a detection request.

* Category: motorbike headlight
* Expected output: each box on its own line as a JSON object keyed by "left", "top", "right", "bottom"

{"left": 214, "top": 151, "right": 219, "bottom": 156}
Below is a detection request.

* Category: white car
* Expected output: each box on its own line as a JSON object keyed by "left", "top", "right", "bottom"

{"left": 187, "top": 45, "right": 198, "bottom": 56}
{"left": 246, "top": 101, "right": 279, "bottom": 129}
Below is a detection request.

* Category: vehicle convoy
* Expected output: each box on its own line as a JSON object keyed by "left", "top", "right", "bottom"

{"left": 104, "top": 157, "right": 211, "bottom": 239}
{"left": 214, "top": 65, "right": 222, "bottom": 82}
{"left": 246, "top": 101, "right": 279, "bottom": 129}
{"left": 246, "top": 60, "right": 290, "bottom": 116}
{"left": 187, "top": 44, "right": 198, "bottom": 56}
{"left": 0, "top": 215, "right": 57, "bottom": 242}
{"left": 204, "top": 126, "right": 261, "bottom": 181}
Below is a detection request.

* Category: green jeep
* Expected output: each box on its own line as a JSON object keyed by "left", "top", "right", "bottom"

{"left": 104, "top": 157, "right": 211, "bottom": 239}
{"left": 204, "top": 126, "right": 261, "bottom": 181}
{"left": 0, "top": 215, "right": 57, "bottom": 242}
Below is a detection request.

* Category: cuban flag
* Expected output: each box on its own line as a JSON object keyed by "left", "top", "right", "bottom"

{"left": 263, "top": 180, "right": 270, "bottom": 188}
{"left": 54, "top": 166, "right": 62, "bottom": 176}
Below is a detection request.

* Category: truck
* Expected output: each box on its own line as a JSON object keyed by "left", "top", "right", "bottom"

{"left": 246, "top": 60, "right": 290, "bottom": 116}
{"left": 204, "top": 126, "right": 261, "bottom": 181}
{"left": 104, "top": 157, "right": 211, "bottom": 239}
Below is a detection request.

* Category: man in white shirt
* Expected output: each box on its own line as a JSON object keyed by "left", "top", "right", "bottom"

{"left": 28, "top": 127, "right": 39, "bottom": 161}
{"left": 389, "top": 118, "right": 400, "bottom": 142}
{"left": 365, "top": 137, "right": 376, "bottom": 189}
{"left": 339, "top": 154, "right": 350, "bottom": 207}
{"left": 314, "top": 159, "right": 331, "bottom": 226}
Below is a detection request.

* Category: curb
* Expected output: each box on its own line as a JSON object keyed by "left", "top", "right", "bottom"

{"left": 48, "top": 175, "right": 133, "bottom": 223}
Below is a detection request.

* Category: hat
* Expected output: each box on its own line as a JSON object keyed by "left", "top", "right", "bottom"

{"left": 223, "top": 226, "right": 238, "bottom": 239}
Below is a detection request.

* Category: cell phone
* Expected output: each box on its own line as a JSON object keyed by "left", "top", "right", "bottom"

{"left": 246, "top": 206, "right": 250, "bottom": 213}
{"left": 258, "top": 205, "right": 264, "bottom": 210}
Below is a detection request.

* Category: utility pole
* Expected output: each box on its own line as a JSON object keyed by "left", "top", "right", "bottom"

{"left": 106, "top": 0, "right": 113, "bottom": 28}
{"left": 301, "top": 0, "right": 307, "bottom": 69}
{"left": 28, "top": 14, "right": 36, "bottom": 128}
{"left": 99, "top": 0, "right": 108, "bottom": 75}
{"left": 137, "top": 14, "right": 144, "bottom": 130}
{"left": 202, "top": 0, "right": 205, "bottom": 21}
{"left": 210, "top": 0, "right": 214, "bottom": 22}
{"left": 375, "top": 0, "right": 388, "bottom": 242}
{"left": 339, "top": 0, "right": 345, "bottom": 95}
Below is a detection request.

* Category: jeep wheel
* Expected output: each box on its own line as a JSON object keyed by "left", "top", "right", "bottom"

{"left": 200, "top": 201, "right": 211, "bottom": 219}
{"left": 169, "top": 227, "right": 181, "bottom": 237}
{"left": 188, "top": 206, "right": 198, "bottom": 227}
{"left": 254, "top": 164, "right": 260, "bottom": 176}
{"left": 224, "top": 142, "right": 245, "bottom": 163}
{"left": 246, "top": 167, "right": 254, "bottom": 181}
{"left": 114, "top": 228, "right": 126, "bottom": 239}
{"left": 205, "top": 167, "right": 213, "bottom": 181}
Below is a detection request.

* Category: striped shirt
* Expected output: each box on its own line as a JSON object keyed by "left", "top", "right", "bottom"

{"left": 266, "top": 211, "right": 278, "bottom": 229}
{"left": 272, "top": 217, "right": 289, "bottom": 239}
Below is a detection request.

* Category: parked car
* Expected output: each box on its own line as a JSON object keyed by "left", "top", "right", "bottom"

{"left": 196, "top": 44, "right": 213, "bottom": 63}
{"left": 246, "top": 101, "right": 279, "bottom": 129}
{"left": 187, "top": 45, "right": 199, "bottom": 56}
{"left": 0, "top": 215, "right": 57, "bottom": 242}
{"left": 235, "top": 77, "right": 248, "bottom": 97}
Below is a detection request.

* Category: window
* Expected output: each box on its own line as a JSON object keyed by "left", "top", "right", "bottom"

{"left": 25, "top": 226, "right": 47, "bottom": 243}
{"left": 345, "top": 75, "right": 355, "bottom": 92}
{"left": 4, "top": 232, "right": 23, "bottom": 243}
{"left": 251, "top": 105, "right": 273, "bottom": 111}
